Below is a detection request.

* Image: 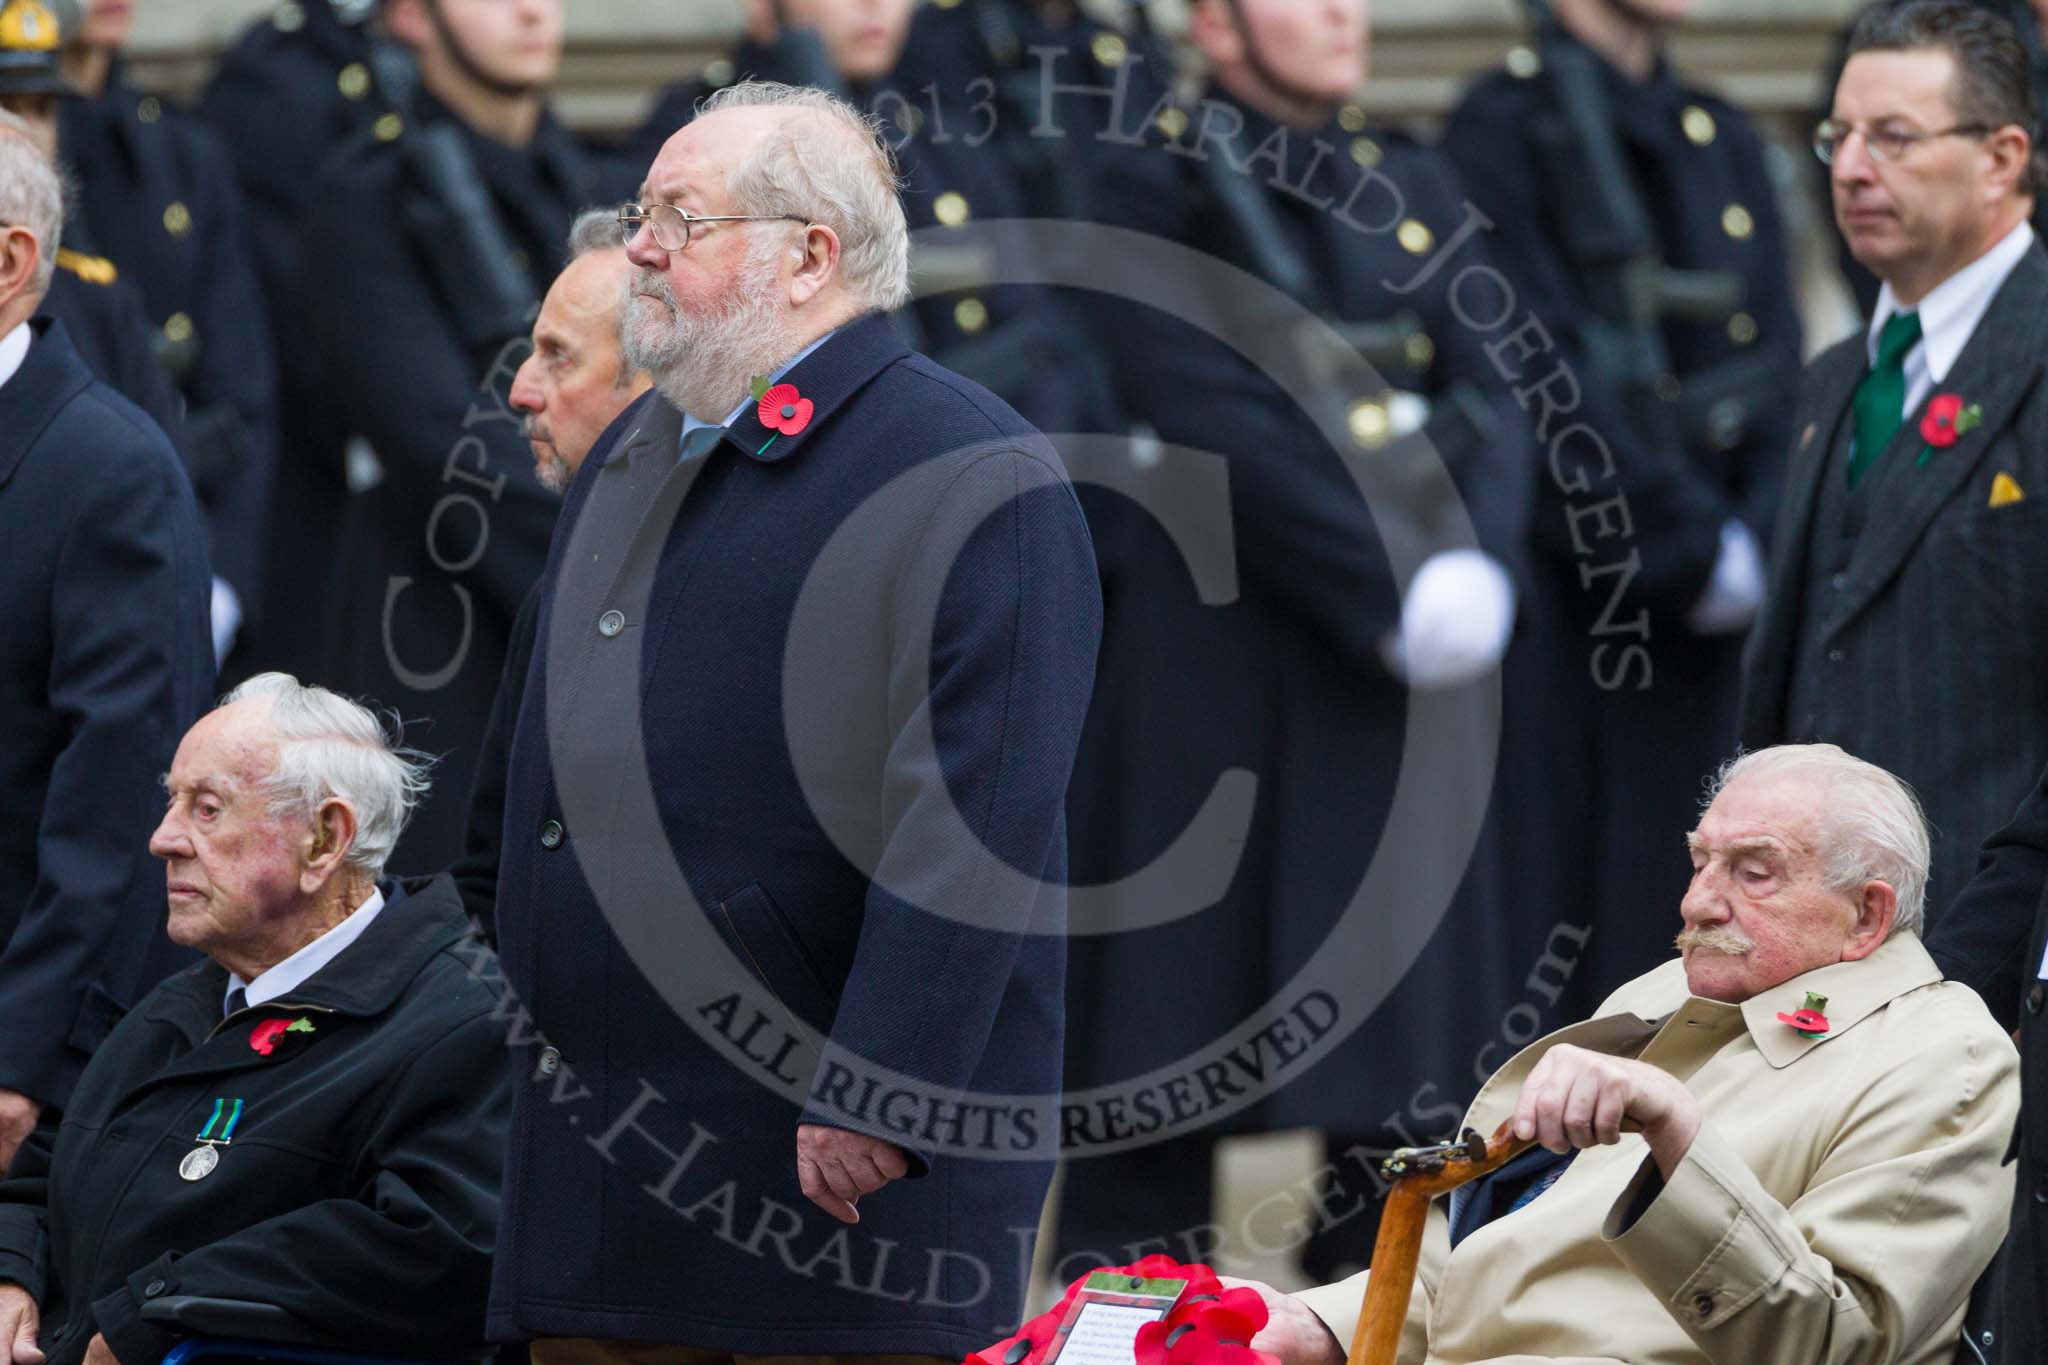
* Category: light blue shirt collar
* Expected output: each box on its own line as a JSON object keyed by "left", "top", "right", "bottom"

{"left": 680, "top": 328, "right": 838, "bottom": 460}
{"left": 226, "top": 885, "right": 386, "bottom": 1012}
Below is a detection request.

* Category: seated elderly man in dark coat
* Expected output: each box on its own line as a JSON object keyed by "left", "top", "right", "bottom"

{"left": 0, "top": 673, "right": 514, "bottom": 1365}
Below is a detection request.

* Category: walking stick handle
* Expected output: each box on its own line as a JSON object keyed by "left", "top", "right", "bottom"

{"left": 1343, "top": 1123, "right": 1533, "bottom": 1365}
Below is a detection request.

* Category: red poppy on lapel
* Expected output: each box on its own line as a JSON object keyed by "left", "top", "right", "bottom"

{"left": 1920, "top": 393, "right": 1981, "bottom": 449}
{"left": 250, "top": 1017, "right": 317, "bottom": 1055}
{"left": 758, "top": 383, "right": 814, "bottom": 436}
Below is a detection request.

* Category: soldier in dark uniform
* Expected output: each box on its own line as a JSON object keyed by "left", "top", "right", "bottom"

{"left": 0, "top": 1, "right": 205, "bottom": 515}
{"left": 1441, "top": 0, "right": 1802, "bottom": 1019}
{"left": 301, "top": 0, "right": 626, "bottom": 871}
{"left": 57, "top": 0, "right": 278, "bottom": 665}
{"left": 197, "top": 0, "right": 394, "bottom": 683}
{"left": 625, "top": 0, "right": 1115, "bottom": 438}
{"left": 1051, "top": 0, "right": 1533, "bottom": 1280}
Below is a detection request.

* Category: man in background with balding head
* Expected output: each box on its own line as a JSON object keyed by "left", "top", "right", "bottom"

{"left": 487, "top": 81, "right": 1100, "bottom": 1365}
{"left": 452, "top": 207, "right": 649, "bottom": 932}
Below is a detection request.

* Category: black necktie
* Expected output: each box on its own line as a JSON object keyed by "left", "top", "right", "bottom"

{"left": 224, "top": 986, "right": 248, "bottom": 1019}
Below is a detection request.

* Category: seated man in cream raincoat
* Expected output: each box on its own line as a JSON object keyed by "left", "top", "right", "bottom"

{"left": 1240, "top": 744, "right": 2017, "bottom": 1365}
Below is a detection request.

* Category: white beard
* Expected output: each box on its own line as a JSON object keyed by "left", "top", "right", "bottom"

{"left": 622, "top": 240, "right": 805, "bottom": 425}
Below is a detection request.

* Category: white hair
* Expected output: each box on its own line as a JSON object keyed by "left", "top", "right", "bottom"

{"left": 698, "top": 80, "right": 911, "bottom": 313}
{"left": 1707, "top": 744, "right": 1931, "bottom": 936}
{"left": 0, "top": 109, "right": 62, "bottom": 297}
{"left": 221, "top": 673, "right": 433, "bottom": 877}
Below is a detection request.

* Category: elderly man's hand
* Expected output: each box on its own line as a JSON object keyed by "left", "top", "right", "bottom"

{"left": 1511, "top": 1044, "right": 1702, "bottom": 1179}
{"left": 1220, "top": 1278, "right": 1345, "bottom": 1365}
{"left": 80, "top": 1334, "right": 117, "bottom": 1365}
{"left": 0, "top": 1092, "right": 40, "bottom": 1175}
{"left": 796, "top": 1124, "right": 909, "bottom": 1225}
{"left": 0, "top": 1282, "right": 42, "bottom": 1365}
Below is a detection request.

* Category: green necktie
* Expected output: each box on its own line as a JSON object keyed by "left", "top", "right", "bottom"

{"left": 1849, "top": 310, "right": 1922, "bottom": 488}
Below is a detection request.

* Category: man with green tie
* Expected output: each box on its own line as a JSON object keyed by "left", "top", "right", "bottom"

{"left": 1742, "top": 0, "right": 2048, "bottom": 927}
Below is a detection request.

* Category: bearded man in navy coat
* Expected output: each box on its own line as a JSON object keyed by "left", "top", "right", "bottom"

{"left": 486, "top": 81, "right": 1101, "bottom": 1364}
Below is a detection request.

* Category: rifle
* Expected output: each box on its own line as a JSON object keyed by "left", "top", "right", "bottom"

{"left": 365, "top": 33, "right": 540, "bottom": 363}
{"left": 1118, "top": 0, "right": 1496, "bottom": 517}
{"left": 1518, "top": 0, "right": 1791, "bottom": 459}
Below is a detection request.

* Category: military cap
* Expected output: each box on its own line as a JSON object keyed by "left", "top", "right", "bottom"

{"left": 0, "top": 0, "right": 76, "bottom": 97}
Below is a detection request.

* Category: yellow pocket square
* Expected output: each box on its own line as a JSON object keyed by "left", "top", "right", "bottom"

{"left": 1990, "top": 472, "right": 2026, "bottom": 508}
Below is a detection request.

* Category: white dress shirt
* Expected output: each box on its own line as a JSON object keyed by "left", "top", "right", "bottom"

{"left": 1869, "top": 219, "right": 2036, "bottom": 419}
{"left": 226, "top": 886, "right": 386, "bottom": 1013}
{"left": 0, "top": 320, "right": 30, "bottom": 393}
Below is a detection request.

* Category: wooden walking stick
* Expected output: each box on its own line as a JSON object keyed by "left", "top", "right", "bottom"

{"left": 1343, "top": 1122, "right": 1532, "bottom": 1365}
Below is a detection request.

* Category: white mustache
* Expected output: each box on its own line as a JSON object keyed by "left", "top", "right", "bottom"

{"left": 1675, "top": 926, "right": 1754, "bottom": 955}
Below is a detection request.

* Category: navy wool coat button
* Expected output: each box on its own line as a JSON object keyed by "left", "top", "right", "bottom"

{"left": 538, "top": 820, "right": 564, "bottom": 850}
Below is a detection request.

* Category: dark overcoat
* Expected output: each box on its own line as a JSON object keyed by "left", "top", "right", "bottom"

{"left": 1741, "top": 244, "right": 2048, "bottom": 919}
{"left": 1441, "top": 43, "right": 1801, "bottom": 1015}
{"left": 1928, "top": 761, "right": 2048, "bottom": 1363}
{"left": 0, "top": 317, "right": 211, "bottom": 1113}
{"left": 0, "top": 875, "right": 512, "bottom": 1365}
{"left": 1058, "top": 79, "right": 1533, "bottom": 1120}
{"left": 486, "top": 314, "right": 1100, "bottom": 1353}
{"left": 196, "top": 0, "right": 388, "bottom": 683}
{"left": 62, "top": 68, "right": 279, "bottom": 611}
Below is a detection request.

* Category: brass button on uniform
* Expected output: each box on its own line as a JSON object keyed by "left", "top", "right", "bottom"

{"left": 137, "top": 96, "right": 161, "bottom": 124}
{"left": 598, "top": 609, "right": 626, "bottom": 638}
{"left": 1348, "top": 397, "right": 1391, "bottom": 450}
{"left": 273, "top": 1, "right": 304, "bottom": 31}
{"left": 1090, "top": 32, "right": 1126, "bottom": 68}
{"left": 337, "top": 62, "right": 371, "bottom": 100}
{"left": 1681, "top": 104, "right": 1717, "bottom": 147}
{"left": 1506, "top": 46, "right": 1541, "bottom": 79}
{"left": 1397, "top": 219, "right": 1434, "bottom": 256}
{"left": 702, "top": 57, "right": 736, "bottom": 88}
{"left": 1728, "top": 312, "right": 1758, "bottom": 345}
{"left": 162, "top": 312, "right": 194, "bottom": 345}
{"left": 1404, "top": 332, "right": 1436, "bottom": 371}
{"left": 1156, "top": 106, "right": 1189, "bottom": 140}
{"left": 953, "top": 296, "right": 989, "bottom": 334}
{"left": 1338, "top": 104, "right": 1367, "bottom": 133}
{"left": 374, "top": 112, "right": 404, "bottom": 142}
{"left": 162, "top": 201, "right": 192, "bottom": 237}
{"left": 895, "top": 103, "right": 923, "bottom": 136}
{"left": 1721, "top": 203, "right": 1755, "bottom": 241}
{"left": 1350, "top": 136, "right": 1381, "bottom": 168}
{"left": 933, "top": 191, "right": 970, "bottom": 228}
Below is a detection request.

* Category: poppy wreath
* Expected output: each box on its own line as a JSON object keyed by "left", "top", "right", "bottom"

{"left": 963, "top": 1256, "right": 1279, "bottom": 1365}
{"left": 1917, "top": 393, "right": 1982, "bottom": 466}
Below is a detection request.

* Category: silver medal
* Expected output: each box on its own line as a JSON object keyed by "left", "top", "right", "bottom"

{"left": 178, "top": 1144, "right": 220, "bottom": 1181}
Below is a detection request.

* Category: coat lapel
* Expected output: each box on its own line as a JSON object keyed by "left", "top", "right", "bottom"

{"left": 1835, "top": 247, "right": 2048, "bottom": 633}
{"left": 1744, "top": 336, "right": 1864, "bottom": 730}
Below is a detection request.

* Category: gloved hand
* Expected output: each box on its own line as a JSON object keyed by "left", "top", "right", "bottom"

{"left": 1383, "top": 549, "right": 1516, "bottom": 690}
{"left": 1684, "top": 518, "right": 1765, "bottom": 636}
